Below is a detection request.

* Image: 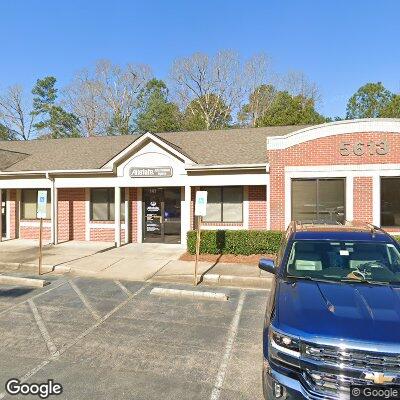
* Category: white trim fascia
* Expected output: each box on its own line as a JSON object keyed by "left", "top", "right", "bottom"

{"left": 186, "top": 163, "right": 268, "bottom": 172}
{"left": 85, "top": 188, "right": 90, "bottom": 241}
{"left": 0, "top": 169, "right": 114, "bottom": 178}
{"left": 5, "top": 190, "right": 10, "bottom": 239}
{"left": 267, "top": 119, "right": 400, "bottom": 150}
{"left": 243, "top": 186, "right": 249, "bottom": 229}
{"left": 137, "top": 188, "right": 143, "bottom": 243}
{"left": 103, "top": 132, "right": 196, "bottom": 169}
{"left": 124, "top": 189, "right": 129, "bottom": 244}
{"left": 20, "top": 221, "right": 52, "bottom": 228}
{"left": 181, "top": 186, "right": 191, "bottom": 245}
{"left": 345, "top": 176, "right": 354, "bottom": 222}
{"left": 88, "top": 223, "right": 126, "bottom": 229}
{"left": 286, "top": 164, "right": 400, "bottom": 173}
{"left": 372, "top": 175, "right": 381, "bottom": 226}
{"left": 16, "top": 189, "right": 21, "bottom": 238}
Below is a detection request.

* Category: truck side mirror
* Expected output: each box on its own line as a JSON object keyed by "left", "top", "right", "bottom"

{"left": 259, "top": 258, "right": 275, "bottom": 274}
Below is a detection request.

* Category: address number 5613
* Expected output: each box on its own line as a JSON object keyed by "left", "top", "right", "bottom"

{"left": 339, "top": 140, "right": 389, "bottom": 156}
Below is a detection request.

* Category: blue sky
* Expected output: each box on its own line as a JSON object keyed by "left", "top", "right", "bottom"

{"left": 1, "top": 0, "right": 399, "bottom": 118}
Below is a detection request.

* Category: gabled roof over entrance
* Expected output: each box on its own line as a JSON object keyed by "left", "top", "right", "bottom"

{"left": 0, "top": 125, "right": 309, "bottom": 173}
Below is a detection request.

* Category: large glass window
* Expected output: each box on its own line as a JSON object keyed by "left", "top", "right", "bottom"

{"left": 202, "top": 186, "right": 243, "bottom": 223}
{"left": 90, "top": 188, "right": 125, "bottom": 221}
{"left": 381, "top": 178, "right": 400, "bottom": 226}
{"left": 291, "top": 178, "right": 345, "bottom": 224}
{"left": 21, "top": 189, "right": 51, "bottom": 220}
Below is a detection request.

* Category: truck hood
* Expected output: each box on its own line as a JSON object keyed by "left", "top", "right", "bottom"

{"left": 275, "top": 280, "right": 400, "bottom": 345}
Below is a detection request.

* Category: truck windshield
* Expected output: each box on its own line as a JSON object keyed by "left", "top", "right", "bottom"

{"left": 286, "top": 240, "right": 400, "bottom": 284}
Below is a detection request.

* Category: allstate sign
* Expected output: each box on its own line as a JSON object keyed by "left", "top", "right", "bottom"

{"left": 129, "top": 167, "right": 173, "bottom": 178}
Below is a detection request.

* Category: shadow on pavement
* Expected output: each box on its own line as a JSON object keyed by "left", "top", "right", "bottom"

{"left": 0, "top": 287, "right": 34, "bottom": 298}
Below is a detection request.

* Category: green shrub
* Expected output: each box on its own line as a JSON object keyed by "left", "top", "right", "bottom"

{"left": 187, "top": 230, "right": 283, "bottom": 255}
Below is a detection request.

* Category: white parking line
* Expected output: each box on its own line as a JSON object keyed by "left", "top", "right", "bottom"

{"left": 0, "top": 280, "right": 68, "bottom": 318}
{"left": 28, "top": 299, "right": 58, "bottom": 356}
{"left": 114, "top": 280, "right": 131, "bottom": 296}
{"left": 210, "top": 291, "right": 246, "bottom": 400}
{"left": 0, "top": 283, "right": 149, "bottom": 400}
{"left": 69, "top": 280, "right": 100, "bottom": 321}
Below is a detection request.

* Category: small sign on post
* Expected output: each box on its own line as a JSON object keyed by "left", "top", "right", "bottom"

{"left": 194, "top": 191, "right": 208, "bottom": 286}
{"left": 37, "top": 190, "right": 47, "bottom": 275}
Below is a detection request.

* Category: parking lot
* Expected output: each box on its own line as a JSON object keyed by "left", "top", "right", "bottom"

{"left": 0, "top": 276, "right": 268, "bottom": 399}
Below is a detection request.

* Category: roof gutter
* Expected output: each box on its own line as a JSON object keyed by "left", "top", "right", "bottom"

{"left": 0, "top": 168, "right": 114, "bottom": 178}
{"left": 185, "top": 163, "right": 269, "bottom": 172}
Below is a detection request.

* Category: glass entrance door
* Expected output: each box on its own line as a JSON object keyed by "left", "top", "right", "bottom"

{"left": 143, "top": 188, "right": 163, "bottom": 242}
{"left": 143, "top": 188, "right": 181, "bottom": 244}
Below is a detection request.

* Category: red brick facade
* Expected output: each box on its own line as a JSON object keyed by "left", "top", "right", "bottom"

{"left": 249, "top": 186, "right": 267, "bottom": 229}
{"left": 191, "top": 186, "right": 267, "bottom": 230}
{"left": 268, "top": 132, "right": 400, "bottom": 230}
{"left": 58, "top": 188, "right": 85, "bottom": 242}
{"left": 8, "top": 189, "right": 17, "bottom": 239}
{"left": 353, "top": 177, "right": 373, "bottom": 223}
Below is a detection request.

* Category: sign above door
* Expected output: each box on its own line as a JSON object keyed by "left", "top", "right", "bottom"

{"left": 129, "top": 167, "right": 173, "bottom": 178}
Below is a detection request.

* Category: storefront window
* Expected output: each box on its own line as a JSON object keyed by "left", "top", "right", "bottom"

{"left": 291, "top": 179, "right": 345, "bottom": 224}
{"left": 21, "top": 189, "right": 51, "bottom": 220}
{"left": 202, "top": 186, "right": 243, "bottom": 223}
{"left": 90, "top": 188, "right": 125, "bottom": 221}
{"left": 381, "top": 178, "right": 400, "bottom": 226}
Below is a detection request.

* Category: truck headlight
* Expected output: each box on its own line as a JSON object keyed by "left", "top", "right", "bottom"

{"left": 269, "top": 329, "right": 301, "bottom": 359}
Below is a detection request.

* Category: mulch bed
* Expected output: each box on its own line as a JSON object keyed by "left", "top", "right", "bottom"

{"left": 179, "top": 252, "right": 276, "bottom": 265}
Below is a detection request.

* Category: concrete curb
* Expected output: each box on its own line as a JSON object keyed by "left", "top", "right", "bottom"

{"left": 0, "top": 275, "right": 48, "bottom": 287}
{"left": 0, "top": 261, "right": 70, "bottom": 274}
{"left": 150, "top": 273, "right": 272, "bottom": 289}
{"left": 150, "top": 287, "right": 229, "bottom": 301}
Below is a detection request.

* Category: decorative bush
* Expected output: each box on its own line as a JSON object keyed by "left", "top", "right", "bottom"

{"left": 187, "top": 230, "right": 283, "bottom": 255}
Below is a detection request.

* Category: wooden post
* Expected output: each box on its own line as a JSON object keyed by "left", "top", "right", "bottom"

{"left": 194, "top": 215, "right": 202, "bottom": 286}
{"left": 38, "top": 218, "right": 43, "bottom": 275}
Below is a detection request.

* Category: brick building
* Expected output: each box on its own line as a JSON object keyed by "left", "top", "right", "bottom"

{"left": 0, "top": 119, "right": 399, "bottom": 246}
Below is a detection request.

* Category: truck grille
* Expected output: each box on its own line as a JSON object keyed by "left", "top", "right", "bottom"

{"left": 305, "top": 370, "right": 369, "bottom": 393}
{"left": 304, "top": 344, "right": 400, "bottom": 372}
{"left": 301, "top": 343, "right": 400, "bottom": 396}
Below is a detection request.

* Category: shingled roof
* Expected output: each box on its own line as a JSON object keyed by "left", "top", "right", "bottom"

{"left": 0, "top": 125, "right": 310, "bottom": 172}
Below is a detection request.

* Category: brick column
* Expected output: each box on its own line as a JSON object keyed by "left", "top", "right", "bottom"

{"left": 353, "top": 177, "right": 373, "bottom": 223}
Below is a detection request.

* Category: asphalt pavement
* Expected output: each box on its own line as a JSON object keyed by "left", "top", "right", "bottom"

{"left": 0, "top": 276, "right": 268, "bottom": 399}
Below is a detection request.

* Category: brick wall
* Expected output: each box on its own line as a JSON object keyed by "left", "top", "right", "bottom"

{"left": 6, "top": 187, "right": 138, "bottom": 244}
{"left": 130, "top": 188, "right": 138, "bottom": 243}
{"left": 249, "top": 185, "right": 267, "bottom": 229}
{"left": 8, "top": 189, "right": 17, "bottom": 239}
{"left": 89, "top": 224, "right": 126, "bottom": 242}
{"left": 268, "top": 132, "right": 400, "bottom": 230}
{"left": 190, "top": 186, "right": 267, "bottom": 230}
{"left": 353, "top": 177, "right": 373, "bottom": 223}
{"left": 20, "top": 223, "right": 51, "bottom": 241}
{"left": 58, "top": 188, "right": 86, "bottom": 242}
{"left": 88, "top": 188, "right": 137, "bottom": 243}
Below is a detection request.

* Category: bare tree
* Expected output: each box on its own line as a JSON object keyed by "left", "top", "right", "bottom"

{"left": 94, "top": 60, "right": 152, "bottom": 135}
{"left": 279, "top": 70, "right": 321, "bottom": 108}
{"left": 63, "top": 69, "right": 108, "bottom": 137}
{"left": 64, "top": 60, "right": 152, "bottom": 136}
{"left": 170, "top": 51, "right": 245, "bottom": 130}
{"left": 0, "top": 85, "right": 35, "bottom": 140}
{"left": 241, "top": 53, "right": 276, "bottom": 126}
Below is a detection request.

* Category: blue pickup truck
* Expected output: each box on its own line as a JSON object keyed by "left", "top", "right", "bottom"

{"left": 259, "top": 222, "right": 400, "bottom": 399}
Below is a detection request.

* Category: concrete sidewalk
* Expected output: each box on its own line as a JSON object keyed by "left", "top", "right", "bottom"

{"left": 150, "top": 260, "right": 273, "bottom": 288}
{"left": 0, "top": 239, "right": 272, "bottom": 289}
